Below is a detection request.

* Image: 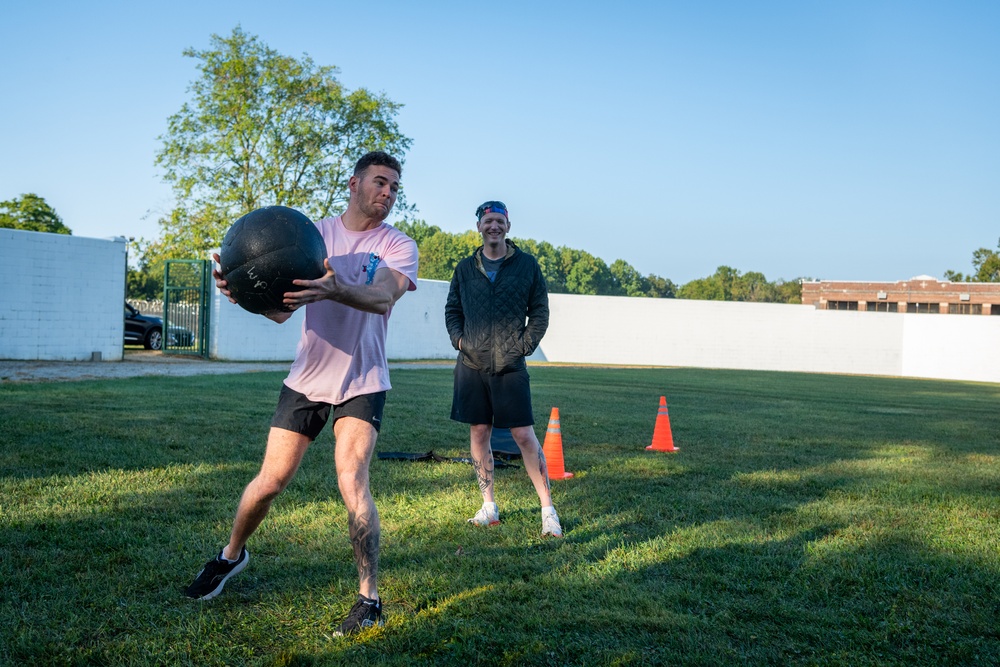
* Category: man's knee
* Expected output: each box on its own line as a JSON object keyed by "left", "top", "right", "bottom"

{"left": 337, "top": 463, "right": 368, "bottom": 486}
{"left": 251, "top": 470, "right": 292, "bottom": 500}
{"left": 470, "top": 424, "right": 492, "bottom": 446}
{"left": 510, "top": 426, "right": 539, "bottom": 449}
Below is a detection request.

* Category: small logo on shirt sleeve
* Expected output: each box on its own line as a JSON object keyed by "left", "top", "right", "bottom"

{"left": 364, "top": 252, "right": 381, "bottom": 285}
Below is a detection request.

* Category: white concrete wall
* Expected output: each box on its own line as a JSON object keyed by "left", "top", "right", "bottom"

{"left": 537, "top": 294, "right": 907, "bottom": 376}
{"left": 208, "top": 287, "right": 303, "bottom": 361}
{"left": 536, "top": 294, "right": 999, "bottom": 382}
{"left": 386, "top": 279, "right": 455, "bottom": 360}
{"left": 6, "top": 228, "right": 992, "bottom": 385}
{"left": 901, "top": 314, "right": 1000, "bottom": 384}
{"left": 207, "top": 276, "right": 1000, "bottom": 384}
{"left": 0, "top": 229, "right": 126, "bottom": 361}
{"left": 209, "top": 278, "right": 457, "bottom": 362}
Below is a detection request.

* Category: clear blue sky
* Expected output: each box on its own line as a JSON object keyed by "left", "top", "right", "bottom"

{"left": 3, "top": 1, "right": 998, "bottom": 284}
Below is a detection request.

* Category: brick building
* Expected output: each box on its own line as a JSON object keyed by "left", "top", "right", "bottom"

{"left": 801, "top": 276, "right": 1000, "bottom": 315}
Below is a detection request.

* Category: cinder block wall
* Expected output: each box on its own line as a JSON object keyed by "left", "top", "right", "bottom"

{"left": 901, "top": 315, "right": 1000, "bottom": 384}
{"left": 0, "top": 229, "right": 126, "bottom": 361}
{"left": 209, "top": 275, "right": 1000, "bottom": 384}
{"left": 539, "top": 294, "right": 907, "bottom": 376}
{"left": 5, "top": 229, "right": 996, "bottom": 385}
{"left": 209, "top": 278, "right": 456, "bottom": 362}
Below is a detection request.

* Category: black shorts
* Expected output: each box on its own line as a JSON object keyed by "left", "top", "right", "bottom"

{"left": 270, "top": 383, "right": 386, "bottom": 440}
{"left": 450, "top": 363, "right": 534, "bottom": 428}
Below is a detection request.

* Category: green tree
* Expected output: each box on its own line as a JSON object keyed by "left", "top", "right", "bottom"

{"left": 514, "top": 238, "right": 566, "bottom": 293}
{"left": 418, "top": 230, "right": 481, "bottom": 280}
{"left": 678, "top": 266, "right": 740, "bottom": 301}
{"left": 559, "top": 248, "right": 615, "bottom": 295}
{"left": 149, "top": 26, "right": 411, "bottom": 263}
{"left": 645, "top": 274, "right": 677, "bottom": 298}
{"left": 972, "top": 249, "right": 1000, "bottom": 282}
{"left": 126, "top": 238, "right": 165, "bottom": 301}
{"left": 0, "top": 193, "right": 71, "bottom": 234}
{"left": 946, "top": 239, "right": 1000, "bottom": 282}
{"left": 733, "top": 270, "right": 780, "bottom": 302}
{"left": 676, "top": 266, "right": 807, "bottom": 303}
{"left": 394, "top": 219, "right": 441, "bottom": 247}
{"left": 610, "top": 259, "right": 645, "bottom": 297}
{"left": 400, "top": 226, "right": 678, "bottom": 297}
{"left": 775, "top": 278, "right": 804, "bottom": 304}
{"left": 677, "top": 276, "right": 723, "bottom": 300}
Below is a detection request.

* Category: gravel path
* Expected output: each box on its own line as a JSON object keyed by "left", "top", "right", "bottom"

{"left": 0, "top": 351, "right": 450, "bottom": 383}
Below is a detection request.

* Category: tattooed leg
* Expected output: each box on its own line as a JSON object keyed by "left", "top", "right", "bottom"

{"left": 472, "top": 455, "right": 495, "bottom": 497}
{"left": 536, "top": 444, "right": 551, "bottom": 495}
{"left": 334, "top": 415, "right": 381, "bottom": 599}
{"left": 510, "top": 425, "right": 554, "bottom": 507}
{"left": 348, "top": 508, "right": 380, "bottom": 593}
{"left": 469, "top": 424, "right": 495, "bottom": 502}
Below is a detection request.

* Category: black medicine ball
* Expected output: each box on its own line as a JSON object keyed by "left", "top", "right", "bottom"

{"left": 219, "top": 206, "right": 327, "bottom": 315}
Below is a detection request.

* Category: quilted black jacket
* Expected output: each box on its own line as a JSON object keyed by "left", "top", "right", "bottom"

{"left": 445, "top": 240, "right": 549, "bottom": 374}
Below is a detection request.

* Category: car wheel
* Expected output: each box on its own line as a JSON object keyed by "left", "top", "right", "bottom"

{"left": 145, "top": 328, "right": 163, "bottom": 351}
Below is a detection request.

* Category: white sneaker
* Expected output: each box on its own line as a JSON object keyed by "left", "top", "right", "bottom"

{"left": 467, "top": 504, "right": 500, "bottom": 526}
{"left": 541, "top": 510, "right": 563, "bottom": 538}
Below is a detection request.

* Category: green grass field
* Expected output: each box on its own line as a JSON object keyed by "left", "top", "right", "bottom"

{"left": 2, "top": 366, "right": 999, "bottom": 666}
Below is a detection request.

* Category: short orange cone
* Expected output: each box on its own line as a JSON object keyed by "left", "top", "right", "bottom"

{"left": 646, "top": 396, "right": 678, "bottom": 452}
{"left": 542, "top": 407, "right": 574, "bottom": 479}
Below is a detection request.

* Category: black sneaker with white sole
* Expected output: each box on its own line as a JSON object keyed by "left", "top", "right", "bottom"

{"left": 184, "top": 547, "right": 249, "bottom": 600}
{"left": 332, "top": 595, "right": 383, "bottom": 636}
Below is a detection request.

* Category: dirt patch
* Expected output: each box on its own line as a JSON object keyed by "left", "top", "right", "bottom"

{"left": 0, "top": 351, "right": 288, "bottom": 383}
{"left": 0, "top": 351, "right": 452, "bottom": 383}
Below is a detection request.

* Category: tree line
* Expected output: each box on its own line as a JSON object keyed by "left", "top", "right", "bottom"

{"left": 395, "top": 220, "right": 676, "bottom": 297}
{"left": 395, "top": 219, "right": 806, "bottom": 302}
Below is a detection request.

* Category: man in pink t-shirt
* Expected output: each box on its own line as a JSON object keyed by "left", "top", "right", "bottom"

{"left": 185, "top": 151, "right": 418, "bottom": 637}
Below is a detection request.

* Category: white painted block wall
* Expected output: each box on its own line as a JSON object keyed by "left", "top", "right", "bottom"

{"left": 208, "top": 287, "right": 304, "bottom": 361}
{"left": 538, "top": 294, "right": 906, "bottom": 376}
{"left": 207, "top": 274, "right": 999, "bottom": 384}
{"left": 5, "top": 229, "right": 996, "bottom": 384}
{"left": 209, "top": 277, "right": 457, "bottom": 362}
{"left": 901, "top": 314, "right": 1000, "bottom": 384}
{"left": 0, "top": 229, "right": 126, "bottom": 361}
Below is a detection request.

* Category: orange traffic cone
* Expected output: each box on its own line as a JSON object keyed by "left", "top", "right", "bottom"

{"left": 542, "top": 407, "right": 574, "bottom": 479}
{"left": 646, "top": 396, "right": 678, "bottom": 452}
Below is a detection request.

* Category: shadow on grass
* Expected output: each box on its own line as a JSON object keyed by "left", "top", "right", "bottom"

{"left": 5, "top": 443, "right": 1000, "bottom": 665}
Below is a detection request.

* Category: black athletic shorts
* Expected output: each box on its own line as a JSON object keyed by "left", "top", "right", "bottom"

{"left": 450, "top": 362, "right": 534, "bottom": 428}
{"left": 270, "top": 383, "right": 386, "bottom": 440}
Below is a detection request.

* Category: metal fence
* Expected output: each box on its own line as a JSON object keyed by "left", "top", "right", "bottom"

{"left": 127, "top": 300, "right": 164, "bottom": 318}
{"left": 164, "top": 260, "right": 211, "bottom": 357}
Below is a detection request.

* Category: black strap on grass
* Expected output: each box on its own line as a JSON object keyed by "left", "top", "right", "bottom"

{"left": 377, "top": 450, "right": 519, "bottom": 468}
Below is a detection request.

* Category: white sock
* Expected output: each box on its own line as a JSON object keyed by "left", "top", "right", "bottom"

{"left": 542, "top": 505, "right": 557, "bottom": 517}
{"left": 220, "top": 549, "right": 238, "bottom": 563}
{"left": 483, "top": 502, "right": 498, "bottom": 513}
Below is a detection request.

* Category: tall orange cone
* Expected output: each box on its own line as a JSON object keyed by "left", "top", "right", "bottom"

{"left": 542, "top": 407, "right": 574, "bottom": 479}
{"left": 646, "top": 396, "right": 678, "bottom": 452}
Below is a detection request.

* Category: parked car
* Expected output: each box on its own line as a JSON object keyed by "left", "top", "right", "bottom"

{"left": 124, "top": 303, "right": 194, "bottom": 350}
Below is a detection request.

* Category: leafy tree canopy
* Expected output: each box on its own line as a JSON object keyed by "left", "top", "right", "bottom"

{"left": 399, "top": 223, "right": 799, "bottom": 301}
{"left": 945, "top": 238, "right": 1000, "bottom": 282}
{"left": 0, "top": 193, "right": 71, "bottom": 235}
{"left": 396, "top": 221, "right": 678, "bottom": 298}
{"left": 676, "top": 265, "right": 803, "bottom": 303}
{"left": 144, "top": 26, "right": 411, "bottom": 265}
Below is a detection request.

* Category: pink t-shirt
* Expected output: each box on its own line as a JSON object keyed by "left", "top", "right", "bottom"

{"left": 283, "top": 215, "right": 418, "bottom": 404}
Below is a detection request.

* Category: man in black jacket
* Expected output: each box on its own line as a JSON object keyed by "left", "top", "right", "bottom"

{"left": 444, "top": 200, "right": 563, "bottom": 537}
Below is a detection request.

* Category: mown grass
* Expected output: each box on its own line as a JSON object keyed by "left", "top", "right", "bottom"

{"left": 2, "top": 366, "right": 999, "bottom": 666}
